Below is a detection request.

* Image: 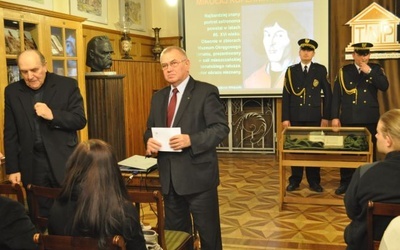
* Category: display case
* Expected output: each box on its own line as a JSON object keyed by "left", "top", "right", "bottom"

{"left": 279, "top": 126, "right": 373, "bottom": 210}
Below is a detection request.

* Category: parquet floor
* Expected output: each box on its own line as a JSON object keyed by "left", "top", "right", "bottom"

{"left": 218, "top": 153, "right": 348, "bottom": 250}
{"left": 140, "top": 153, "right": 349, "bottom": 250}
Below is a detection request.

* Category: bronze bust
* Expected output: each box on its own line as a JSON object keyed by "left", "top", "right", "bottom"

{"left": 86, "top": 36, "right": 114, "bottom": 72}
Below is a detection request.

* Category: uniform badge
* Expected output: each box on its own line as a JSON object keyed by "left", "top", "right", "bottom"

{"left": 313, "top": 79, "right": 319, "bottom": 87}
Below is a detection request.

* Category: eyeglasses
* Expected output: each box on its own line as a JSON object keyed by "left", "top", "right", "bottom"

{"left": 161, "top": 59, "right": 187, "bottom": 70}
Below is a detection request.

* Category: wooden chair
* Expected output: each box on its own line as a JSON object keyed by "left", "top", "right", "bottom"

{"left": 367, "top": 200, "right": 400, "bottom": 250}
{"left": 0, "top": 180, "right": 25, "bottom": 205}
{"left": 26, "top": 184, "right": 62, "bottom": 230}
{"left": 127, "top": 190, "right": 192, "bottom": 250}
{"left": 33, "top": 233, "right": 126, "bottom": 250}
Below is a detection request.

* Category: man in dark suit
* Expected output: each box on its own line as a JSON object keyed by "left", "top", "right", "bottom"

{"left": 4, "top": 49, "right": 87, "bottom": 219}
{"left": 282, "top": 38, "right": 332, "bottom": 193}
{"left": 331, "top": 42, "right": 389, "bottom": 195}
{"left": 144, "top": 46, "right": 229, "bottom": 250}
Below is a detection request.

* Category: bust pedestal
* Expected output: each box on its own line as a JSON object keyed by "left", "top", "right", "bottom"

{"left": 85, "top": 73, "right": 126, "bottom": 161}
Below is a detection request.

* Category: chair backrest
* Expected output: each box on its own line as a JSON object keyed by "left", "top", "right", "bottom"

{"left": 127, "top": 190, "right": 192, "bottom": 250}
{"left": 26, "top": 184, "right": 62, "bottom": 229}
{"left": 0, "top": 181, "right": 25, "bottom": 205}
{"left": 127, "top": 190, "right": 166, "bottom": 249}
{"left": 33, "top": 233, "right": 126, "bottom": 250}
{"left": 367, "top": 200, "right": 400, "bottom": 250}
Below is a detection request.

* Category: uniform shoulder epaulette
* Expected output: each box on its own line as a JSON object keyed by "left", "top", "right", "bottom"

{"left": 342, "top": 64, "right": 353, "bottom": 70}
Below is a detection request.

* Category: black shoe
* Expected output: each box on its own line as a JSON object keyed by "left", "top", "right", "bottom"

{"left": 335, "top": 184, "right": 348, "bottom": 195}
{"left": 309, "top": 183, "right": 323, "bottom": 192}
{"left": 286, "top": 183, "right": 299, "bottom": 191}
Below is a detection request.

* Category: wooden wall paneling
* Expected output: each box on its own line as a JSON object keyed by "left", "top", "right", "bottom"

{"left": 111, "top": 60, "right": 167, "bottom": 157}
{"left": 85, "top": 74, "right": 126, "bottom": 161}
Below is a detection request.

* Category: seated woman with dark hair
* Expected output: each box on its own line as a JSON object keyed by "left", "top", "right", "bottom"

{"left": 48, "top": 139, "right": 146, "bottom": 250}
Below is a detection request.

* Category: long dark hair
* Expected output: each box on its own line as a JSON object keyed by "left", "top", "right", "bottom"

{"left": 58, "top": 139, "right": 130, "bottom": 248}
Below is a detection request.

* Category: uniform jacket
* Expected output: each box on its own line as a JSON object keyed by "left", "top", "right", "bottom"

{"left": 4, "top": 72, "right": 87, "bottom": 186}
{"left": 331, "top": 63, "right": 389, "bottom": 124}
{"left": 143, "top": 76, "right": 229, "bottom": 195}
{"left": 282, "top": 62, "right": 332, "bottom": 122}
{"left": 344, "top": 151, "right": 400, "bottom": 250}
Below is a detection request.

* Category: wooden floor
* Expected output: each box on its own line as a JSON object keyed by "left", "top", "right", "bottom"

{"left": 218, "top": 153, "right": 348, "bottom": 250}
{"left": 139, "top": 153, "right": 349, "bottom": 250}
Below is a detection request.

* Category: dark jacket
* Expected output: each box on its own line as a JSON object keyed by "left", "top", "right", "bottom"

{"left": 4, "top": 72, "right": 87, "bottom": 186}
{"left": 344, "top": 151, "right": 400, "bottom": 250}
{"left": 331, "top": 63, "right": 389, "bottom": 124}
{"left": 48, "top": 187, "right": 146, "bottom": 250}
{"left": 0, "top": 197, "right": 38, "bottom": 250}
{"left": 282, "top": 62, "right": 332, "bottom": 123}
{"left": 143, "top": 76, "right": 229, "bottom": 195}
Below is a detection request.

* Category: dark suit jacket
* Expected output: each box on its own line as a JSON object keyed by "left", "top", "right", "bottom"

{"left": 331, "top": 63, "right": 389, "bottom": 124}
{"left": 144, "top": 76, "right": 229, "bottom": 195}
{"left": 0, "top": 197, "right": 38, "bottom": 250}
{"left": 282, "top": 62, "right": 332, "bottom": 123}
{"left": 4, "top": 72, "right": 87, "bottom": 186}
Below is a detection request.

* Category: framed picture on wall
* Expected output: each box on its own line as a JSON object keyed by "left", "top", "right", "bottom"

{"left": 70, "top": 0, "right": 108, "bottom": 24}
{"left": 15, "top": 0, "right": 53, "bottom": 10}
{"left": 120, "top": 0, "right": 146, "bottom": 31}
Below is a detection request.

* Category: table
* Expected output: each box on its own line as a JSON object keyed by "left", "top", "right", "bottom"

{"left": 123, "top": 170, "right": 161, "bottom": 191}
{"left": 279, "top": 127, "right": 373, "bottom": 210}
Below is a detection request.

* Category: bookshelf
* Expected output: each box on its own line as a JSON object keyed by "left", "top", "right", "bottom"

{"left": 0, "top": 2, "right": 89, "bottom": 153}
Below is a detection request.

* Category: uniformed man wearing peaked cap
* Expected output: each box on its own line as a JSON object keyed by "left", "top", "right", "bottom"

{"left": 331, "top": 41, "right": 389, "bottom": 196}
{"left": 352, "top": 42, "right": 373, "bottom": 56}
{"left": 281, "top": 38, "right": 332, "bottom": 193}
{"left": 298, "top": 38, "right": 318, "bottom": 50}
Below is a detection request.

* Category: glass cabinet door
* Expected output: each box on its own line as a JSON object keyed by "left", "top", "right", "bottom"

{"left": 4, "top": 18, "right": 39, "bottom": 84}
{"left": 49, "top": 24, "right": 78, "bottom": 79}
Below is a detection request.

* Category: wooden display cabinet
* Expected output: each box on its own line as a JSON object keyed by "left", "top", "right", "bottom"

{"left": 0, "top": 2, "right": 88, "bottom": 153}
{"left": 279, "top": 126, "right": 373, "bottom": 210}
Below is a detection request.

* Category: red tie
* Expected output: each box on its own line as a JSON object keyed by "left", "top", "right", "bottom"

{"left": 167, "top": 88, "right": 178, "bottom": 127}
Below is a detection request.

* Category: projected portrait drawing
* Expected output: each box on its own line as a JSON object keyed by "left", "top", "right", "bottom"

{"left": 243, "top": 9, "right": 308, "bottom": 90}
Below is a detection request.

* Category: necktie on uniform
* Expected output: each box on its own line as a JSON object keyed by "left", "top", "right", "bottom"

{"left": 303, "top": 65, "right": 308, "bottom": 76}
{"left": 167, "top": 88, "right": 178, "bottom": 127}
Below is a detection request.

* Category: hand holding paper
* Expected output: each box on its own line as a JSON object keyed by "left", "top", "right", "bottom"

{"left": 151, "top": 127, "right": 182, "bottom": 152}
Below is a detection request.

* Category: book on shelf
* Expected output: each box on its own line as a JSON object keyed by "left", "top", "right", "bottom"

{"left": 4, "top": 27, "right": 21, "bottom": 54}
{"left": 7, "top": 65, "right": 20, "bottom": 84}
{"left": 24, "top": 31, "right": 37, "bottom": 50}
{"left": 51, "top": 35, "right": 63, "bottom": 55}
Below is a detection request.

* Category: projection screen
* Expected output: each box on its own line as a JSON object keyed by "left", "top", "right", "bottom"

{"left": 182, "top": 0, "right": 329, "bottom": 96}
